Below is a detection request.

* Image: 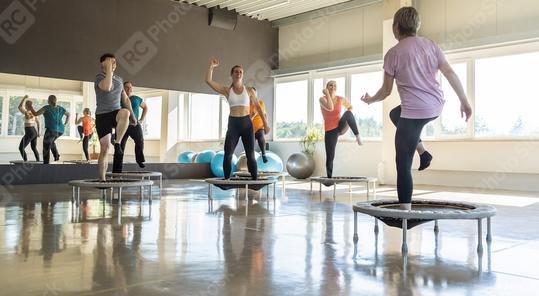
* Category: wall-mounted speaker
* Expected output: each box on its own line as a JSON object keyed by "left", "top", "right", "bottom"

{"left": 208, "top": 7, "right": 238, "bottom": 31}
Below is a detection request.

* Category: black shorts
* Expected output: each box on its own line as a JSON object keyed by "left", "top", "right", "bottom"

{"left": 96, "top": 109, "right": 120, "bottom": 139}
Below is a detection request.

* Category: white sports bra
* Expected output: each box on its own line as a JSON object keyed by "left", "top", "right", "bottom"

{"left": 23, "top": 111, "right": 36, "bottom": 125}
{"left": 228, "top": 86, "right": 250, "bottom": 107}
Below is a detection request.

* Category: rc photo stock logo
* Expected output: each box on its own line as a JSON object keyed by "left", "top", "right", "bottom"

{"left": 0, "top": 0, "right": 35, "bottom": 44}
{"left": 115, "top": 4, "right": 190, "bottom": 75}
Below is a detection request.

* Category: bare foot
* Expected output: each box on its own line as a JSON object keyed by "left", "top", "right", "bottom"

{"left": 356, "top": 135, "right": 363, "bottom": 146}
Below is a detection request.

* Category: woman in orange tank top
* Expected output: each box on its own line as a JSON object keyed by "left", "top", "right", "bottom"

{"left": 76, "top": 108, "right": 95, "bottom": 161}
{"left": 250, "top": 87, "right": 270, "bottom": 163}
{"left": 320, "top": 80, "right": 362, "bottom": 178}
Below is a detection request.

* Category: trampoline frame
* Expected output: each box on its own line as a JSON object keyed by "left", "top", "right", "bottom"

{"left": 353, "top": 199, "right": 496, "bottom": 254}
{"left": 205, "top": 177, "right": 278, "bottom": 214}
{"left": 233, "top": 171, "right": 287, "bottom": 197}
{"left": 68, "top": 179, "right": 154, "bottom": 207}
{"left": 310, "top": 176, "right": 378, "bottom": 200}
{"left": 106, "top": 171, "right": 163, "bottom": 190}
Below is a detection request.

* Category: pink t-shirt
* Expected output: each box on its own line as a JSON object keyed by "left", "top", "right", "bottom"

{"left": 383, "top": 36, "right": 446, "bottom": 119}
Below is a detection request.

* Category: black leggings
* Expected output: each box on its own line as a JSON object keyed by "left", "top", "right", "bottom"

{"left": 78, "top": 126, "right": 92, "bottom": 161}
{"left": 254, "top": 129, "right": 266, "bottom": 155}
{"left": 19, "top": 127, "right": 39, "bottom": 161}
{"left": 120, "top": 124, "right": 145, "bottom": 164}
{"left": 390, "top": 106, "right": 435, "bottom": 203}
{"left": 324, "top": 110, "right": 359, "bottom": 178}
{"left": 43, "top": 129, "right": 62, "bottom": 164}
{"left": 224, "top": 115, "right": 257, "bottom": 179}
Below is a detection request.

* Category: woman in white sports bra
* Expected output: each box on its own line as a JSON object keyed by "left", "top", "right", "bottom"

{"left": 18, "top": 95, "right": 40, "bottom": 161}
{"left": 205, "top": 58, "right": 269, "bottom": 179}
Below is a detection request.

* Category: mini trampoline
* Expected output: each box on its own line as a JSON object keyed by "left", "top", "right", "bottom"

{"left": 107, "top": 171, "right": 163, "bottom": 189}
{"left": 233, "top": 170, "right": 287, "bottom": 197}
{"left": 310, "top": 176, "right": 377, "bottom": 199}
{"left": 68, "top": 179, "right": 153, "bottom": 206}
{"left": 353, "top": 199, "right": 497, "bottom": 254}
{"left": 205, "top": 177, "right": 278, "bottom": 213}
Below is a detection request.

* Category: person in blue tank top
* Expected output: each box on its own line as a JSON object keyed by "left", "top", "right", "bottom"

{"left": 29, "top": 95, "right": 70, "bottom": 164}
{"left": 119, "top": 81, "right": 147, "bottom": 168}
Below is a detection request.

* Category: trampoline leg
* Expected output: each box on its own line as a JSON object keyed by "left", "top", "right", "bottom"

{"left": 374, "top": 218, "right": 379, "bottom": 234}
{"left": 149, "top": 185, "right": 153, "bottom": 204}
{"left": 160, "top": 176, "right": 163, "bottom": 189}
{"left": 319, "top": 182, "right": 322, "bottom": 201}
{"left": 71, "top": 186, "right": 75, "bottom": 204}
{"left": 477, "top": 219, "right": 483, "bottom": 253}
{"left": 77, "top": 187, "right": 81, "bottom": 206}
{"left": 140, "top": 186, "right": 144, "bottom": 202}
{"left": 486, "top": 217, "right": 492, "bottom": 243}
{"left": 373, "top": 181, "right": 377, "bottom": 200}
{"left": 118, "top": 187, "right": 123, "bottom": 205}
{"left": 245, "top": 184, "right": 249, "bottom": 217}
{"left": 366, "top": 181, "right": 370, "bottom": 200}
{"left": 282, "top": 175, "right": 285, "bottom": 197}
{"left": 310, "top": 180, "right": 313, "bottom": 195}
{"left": 402, "top": 219, "right": 408, "bottom": 254}
{"left": 333, "top": 183, "right": 336, "bottom": 200}
{"left": 273, "top": 183, "right": 276, "bottom": 201}
{"left": 434, "top": 220, "right": 439, "bottom": 234}
{"left": 353, "top": 211, "right": 358, "bottom": 243}
{"left": 266, "top": 185, "right": 269, "bottom": 200}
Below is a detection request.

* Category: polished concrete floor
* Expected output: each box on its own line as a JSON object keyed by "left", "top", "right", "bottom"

{"left": 1, "top": 179, "right": 539, "bottom": 296}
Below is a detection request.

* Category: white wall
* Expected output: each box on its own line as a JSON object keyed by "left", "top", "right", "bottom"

{"left": 278, "top": 3, "right": 383, "bottom": 68}
{"left": 416, "top": 0, "right": 539, "bottom": 49}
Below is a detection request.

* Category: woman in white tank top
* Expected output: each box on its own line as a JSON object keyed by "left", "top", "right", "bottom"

{"left": 205, "top": 58, "right": 269, "bottom": 179}
{"left": 18, "top": 95, "right": 40, "bottom": 162}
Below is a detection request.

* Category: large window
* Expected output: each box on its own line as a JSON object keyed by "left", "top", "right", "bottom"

{"left": 350, "top": 71, "right": 383, "bottom": 138}
{"left": 475, "top": 51, "right": 539, "bottom": 137}
{"left": 143, "top": 96, "right": 162, "bottom": 139}
{"left": 220, "top": 97, "right": 229, "bottom": 139}
{"left": 439, "top": 63, "right": 468, "bottom": 137}
{"left": 275, "top": 80, "right": 308, "bottom": 139}
{"left": 189, "top": 93, "right": 220, "bottom": 140}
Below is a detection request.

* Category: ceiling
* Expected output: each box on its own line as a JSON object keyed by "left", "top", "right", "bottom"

{"left": 181, "top": 0, "right": 353, "bottom": 21}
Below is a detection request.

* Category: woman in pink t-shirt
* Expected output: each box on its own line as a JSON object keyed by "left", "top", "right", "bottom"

{"left": 362, "top": 7, "right": 472, "bottom": 210}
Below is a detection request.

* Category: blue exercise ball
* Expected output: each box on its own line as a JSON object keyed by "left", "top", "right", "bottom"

{"left": 177, "top": 151, "right": 195, "bottom": 163}
{"left": 211, "top": 151, "right": 238, "bottom": 177}
{"left": 195, "top": 150, "right": 216, "bottom": 163}
{"left": 256, "top": 151, "right": 284, "bottom": 172}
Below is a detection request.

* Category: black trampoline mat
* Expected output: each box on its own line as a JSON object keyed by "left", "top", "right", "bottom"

{"left": 376, "top": 203, "right": 475, "bottom": 212}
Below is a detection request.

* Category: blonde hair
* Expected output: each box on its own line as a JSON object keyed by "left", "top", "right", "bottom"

{"left": 393, "top": 7, "right": 421, "bottom": 37}
{"left": 326, "top": 80, "right": 336, "bottom": 89}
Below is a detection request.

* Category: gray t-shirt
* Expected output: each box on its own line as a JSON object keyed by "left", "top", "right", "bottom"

{"left": 94, "top": 73, "right": 123, "bottom": 114}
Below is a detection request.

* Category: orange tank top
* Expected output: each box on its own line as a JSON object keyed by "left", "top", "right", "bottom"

{"left": 82, "top": 116, "right": 93, "bottom": 136}
{"left": 321, "top": 96, "right": 342, "bottom": 131}
{"left": 250, "top": 100, "right": 266, "bottom": 132}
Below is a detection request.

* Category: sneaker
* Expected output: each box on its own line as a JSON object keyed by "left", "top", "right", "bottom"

{"left": 418, "top": 151, "right": 433, "bottom": 171}
{"left": 137, "top": 161, "right": 145, "bottom": 168}
{"left": 261, "top": 154, "right": 268, "bottom": 163}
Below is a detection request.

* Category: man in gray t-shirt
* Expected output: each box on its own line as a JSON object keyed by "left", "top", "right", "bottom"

{"left": 94, "top": 53, "right": 137, "bottom": 180}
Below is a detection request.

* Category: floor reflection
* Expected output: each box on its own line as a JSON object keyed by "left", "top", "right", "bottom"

{"left": 0, "top": 181, "right": 534, "bottom": 295}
